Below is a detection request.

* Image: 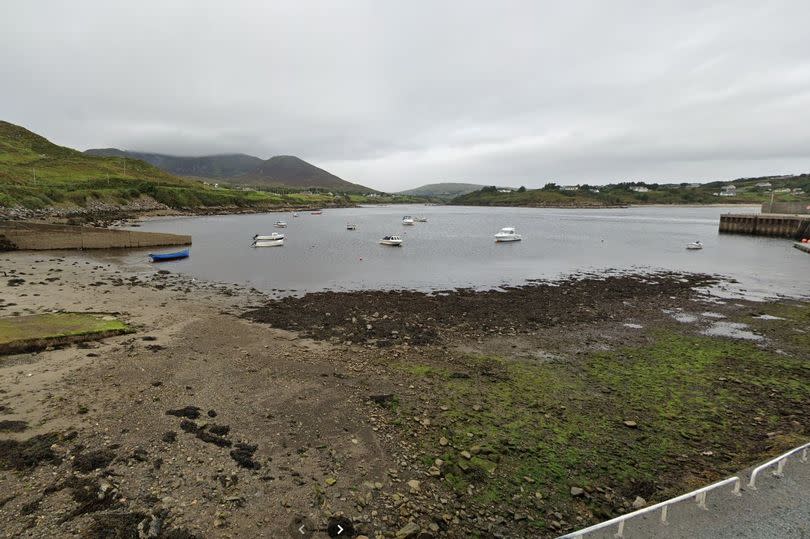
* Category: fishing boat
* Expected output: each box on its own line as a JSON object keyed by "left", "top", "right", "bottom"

{"left": 402, "top": 215, "right": 415, "bottom": 225}
{"left": 347, "top": 223, "right": 357, "bottom": 230}
{"left": 686, "top": 241, "right": 703, "bottom": 250}
{"left": 380, "top": 235, "right": 403, "bottom": 246}
{"left": 253, "top": 233, "right": 285, "bottom": 241}
{"left": 274, "top": 221, "right": 287, "bottom": 228}
{"left": 414, "top": 217, "right": 428, "bottom": 222}
{"left": 494, "top": 227, "right": 522, "bottom": 242}
{"left": 149, "top": 248, "right": 190, "bottom": 262}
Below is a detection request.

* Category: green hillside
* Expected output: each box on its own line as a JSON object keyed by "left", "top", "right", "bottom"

{"left": 451, "top": 177, "right": 809, "bottom": 207}
{"left": 0, "top": 121, "right": 340, "bottom": 210}
{"left": 398, "top": 182, "right": 489, "bottom": 199}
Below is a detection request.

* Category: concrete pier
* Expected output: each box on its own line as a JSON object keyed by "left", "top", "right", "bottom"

{"left": 719, "top": 213, "right": 810, "bottom": 239}
{"left": 0, "top": 221, "right": 191, "bottom": 250}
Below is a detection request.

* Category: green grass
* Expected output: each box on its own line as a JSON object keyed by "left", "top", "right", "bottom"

{"left": 0, "top": 312, "right": 130, "bottom": 346}
{"left": 392, "top": 331, "right": 809, "bottom": 527}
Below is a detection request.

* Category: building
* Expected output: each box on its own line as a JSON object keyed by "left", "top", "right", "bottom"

{"left": 719, "top": 185, "right": 737, "bottom": 197}
{"left": 630, "top": 186, "right": 650, "bottom": 193}
{"left": 561, "top": 185, "right": 579, "bottom": 192}
{"left": 754, "top": 182, "right": 773, "bottom": 190}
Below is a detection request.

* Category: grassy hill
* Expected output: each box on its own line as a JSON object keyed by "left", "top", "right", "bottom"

{"left": 84, "top": 149, "right": 264, "bottom": 179}
{"left": 235, "top": 155, "right": 372, "bottom": 193}
{"left": 0, "top": 121, "right": 344, "bottom": 211}
{"left": 398, "top": 182, "right": 488, "bottom": 200}
{"left": 452, "top": 178, "right": 809, "bottom": 207}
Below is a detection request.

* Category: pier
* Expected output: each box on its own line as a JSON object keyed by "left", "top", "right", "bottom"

{"left": 719, "top": 213, "right": 810, "bottom": 239}
{"left": 0, "top": 221, "right": 191, "bottom": 251}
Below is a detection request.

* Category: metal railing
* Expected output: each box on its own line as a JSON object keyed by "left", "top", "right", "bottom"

{"left": 560, "top": 441, "right": 809, "bottom": 538}
{"left": 748, "top": 442, "right": 809, "bottom": 489}
{"left": 559, "top": 477, "right": 741, "bottom": 538}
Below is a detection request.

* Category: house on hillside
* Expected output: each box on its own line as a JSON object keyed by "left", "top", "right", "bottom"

{"left": 630, "top": 186, "right": 650, "bottom": 193}
{"left": 792, "top": 188, "right": 804, "bottom": 194}
{"left": 719, "top": 185, "right": 737, "bottom": 197}
{"left": 561, "top": 185, "right": 579, "bottom": 191}
{"left": 498, "top": 188, "right": 513, "bottom": 193}
{"left": 589, "top": 188, "right": 600, "bottom": 193}
{"left": 754, "top": 182, "right": 772, "bottom": 190}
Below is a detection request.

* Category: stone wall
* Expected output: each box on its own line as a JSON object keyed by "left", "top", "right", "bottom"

{"left": 0, "top": 222, "right": 191, "bottom": 250}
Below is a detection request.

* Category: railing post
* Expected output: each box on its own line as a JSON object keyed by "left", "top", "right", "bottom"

{"left": 774, "top": 458, "right": 786, "bottom": 477}
{"left": 660, "top": 505, "right": 668, "bottom": 524}
{"left": 696, "top": 491, "right": 707, "bottom": 509}
{"left": 614, "top": 520, "right": 625, "bottom": 538}
{"left": 731, "top": 478, "right": 741, "bottom": 496}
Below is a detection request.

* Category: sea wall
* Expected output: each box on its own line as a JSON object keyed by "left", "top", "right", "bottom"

{"left": 719, "top": 213, "right": 810, "bottom": 239}
{"left": 0, "top": 221, "right": 191, "bottom": 251}
{"left": 760, "top": 201, "right": 810, "bottom": 215}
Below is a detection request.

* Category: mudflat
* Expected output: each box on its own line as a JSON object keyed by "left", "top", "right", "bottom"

{"left": 0, "top": 252, "right": 807, "bottom": 538}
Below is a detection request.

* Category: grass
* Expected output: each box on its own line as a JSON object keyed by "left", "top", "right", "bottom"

{"left": 392, "top": 330, "right": 809, "bottom": 528}
{"left": 0, "top": 312, "right": 131, "bottom": 352}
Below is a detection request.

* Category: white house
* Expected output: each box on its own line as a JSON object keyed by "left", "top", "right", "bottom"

{"left": 755, "top": 182, "right": 772, "bottom": 189}
{"left": 719, "top": 185, "right": 737, "bottom": 197}
{"left": 561, "top": 185, "right": 579, "bottom": 191}
{"left": 630, "top": 186, "right": 650, "bottom": 193}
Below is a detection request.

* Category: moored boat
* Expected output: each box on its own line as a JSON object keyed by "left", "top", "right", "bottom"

{"left": 149, "top": 248, "right": 190, "bottom": 262}
{"left": 686, "top": 241, "right": 703, "bottom": 250}
{"left": 311, "top": 211, "right": 323, "bottom": 215}
{"left": 792, "top": 241, "right": 809, "bottom": 254}
{"left": 253, "top": 233, "right": 285, "bottom": 241}
{"left": 274, "top": 221, "right": 287, "bottom": 228}
{"left": 402, "top": 215, "right": 415, "bottom": 225}
{"left": 494, "top": 227, "right": 522, "bottom": 242}
{"left": 347, "top": 223, "right": 357, "bottom": 230}
{"left": 380, "top": 235, "right": 403, "bottom": 246}
{"left": 414, "top": 217, "right": 428, "bottom": 222}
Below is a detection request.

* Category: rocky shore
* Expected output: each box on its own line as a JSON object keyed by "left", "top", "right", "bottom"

{"left": 0, "top": 253, "right": 807, "bottom": 538}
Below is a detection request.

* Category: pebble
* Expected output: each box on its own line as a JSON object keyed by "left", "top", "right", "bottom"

{"left": 570, "top": 486, "right": 584, "bottom": 497}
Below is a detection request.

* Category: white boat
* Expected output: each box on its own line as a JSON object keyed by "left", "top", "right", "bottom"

{"left": 347, "top": 223, "right": 357, "bottom": 230}
{"left": 293, "top": 212, "right": 299, "bottom": 218}
{"left": 274, "top": 221, "right": 287, "bottom": 228}
{"left": 402, "top": 215, "right": 415, "bottom": 225}
{"left": 253, "top": 232, "right": 285, "bottom": 241}
{"left": 380, "top": 235, "right": 403, "bottom": 246}
{"left": 494, "top": 227, "right": 522, "bottom": 242}
{"left": 686, "top": 241, "right": 703, "bottom": 250}
{"left": 252, "top": 237, "right": 284, "bottom": 247}
{"left": 414, "top": 217, "right": 428, "bottom": 222}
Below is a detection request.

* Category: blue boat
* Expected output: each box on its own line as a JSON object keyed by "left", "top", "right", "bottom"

{"left": 149, "top": 248, "right": 190, "bottom": 262}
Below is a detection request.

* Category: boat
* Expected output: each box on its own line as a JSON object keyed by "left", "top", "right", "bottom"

{"left": 402, "top": 215, "right": 415, "bottom": 225}
{"left": 149, "top": 248, "right": 190, "bottom": 262}
{"left": 792, "top": 241, "right": 810, "bottom": 254}
{"left": 274, "top": 221, "right": 287, "bottom": 228}
{"left": 293, "top": 212, "right": 299, "bottom": 218}
{"left": 494, "top": 227, "right": 522, "bottom": 242}
{"left": 253, "top": 233, "right": 285, "bottom": 241}
{"left": 686, "top": 241, "right": 703, "bottom": 250}
{"left": 414, "top": 217, "right": 428, "bottom": 222}
{"left": 311, "top": 211, "right": 323, "bottom": 215}
{"left": 380, "top": 235, "right": 403, "bottom": 246}
{"left": 252, "top": 238, "right": 284, "bottom": 247}
{"left": 347, "top": 224, "right": 357, "bottom": 230}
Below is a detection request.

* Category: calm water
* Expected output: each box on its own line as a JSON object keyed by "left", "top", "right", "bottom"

{"left": 120, "top": 205, "right": 807, "bottom": 300}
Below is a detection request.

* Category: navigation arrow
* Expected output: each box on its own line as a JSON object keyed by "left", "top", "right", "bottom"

{"left": 337, "top": 524, "right": 344, "bottom": 535}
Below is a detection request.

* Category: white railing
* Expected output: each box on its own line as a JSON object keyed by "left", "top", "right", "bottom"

{"left": 558, "top": 477, "right": 741, "bottom": 539}
{"left": 560, "top": 441, "right": 809, "bottom": 538}
{"left": 748, "top": 442, "right": 809, "bottom": 489}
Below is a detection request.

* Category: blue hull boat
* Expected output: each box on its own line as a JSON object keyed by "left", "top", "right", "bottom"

{"left": 149, "top": 248, "right": 189, "bottom": 262}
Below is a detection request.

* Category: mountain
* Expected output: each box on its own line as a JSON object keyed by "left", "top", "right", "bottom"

{"left": 85, "top": 149, "right": 263, "bottom": 179}
{"left": 235, "top": 155, "right": 372, "bottom": 193}
{"left": 398, "top": 182, "right": 487, "bottom": 199}
{"left": 84, "top": 149, "right": 373, "bottom": 193}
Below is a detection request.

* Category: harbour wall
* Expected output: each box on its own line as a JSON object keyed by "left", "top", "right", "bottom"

{"left": 760, "top": 201, "right": 810, "bottom": 215}
{"left": 0, "top": 221, "right": 191, "bottom": 251}
{"left": 719, "top": 213, "right": 810, "bottom": 239}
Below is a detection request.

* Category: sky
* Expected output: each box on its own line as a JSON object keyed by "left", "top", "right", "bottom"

{"left": 2, "top": 1, "right": 810, "bottom": 191}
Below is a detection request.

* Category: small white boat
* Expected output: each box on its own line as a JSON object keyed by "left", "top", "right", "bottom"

{"left": 380, "top": 235, "right": 403, "bottom": 246}
{"left": 402, "top": 215, "right": 415, "bottom": 225}
{"left": 253, "top": 232, "right": 285, "bottom": 241}
{"left": 347, "top": 223, "right": 357, "bottom": 230}
{"left": 414, "top": 217, "right": 428, "bottom": 222}
{"left": 274, "top": 221, "right": 287, "bottom": 228}
{"left": 686, "top": 241, "right": 703, "bottom": 250}
{"left": 252, "top": 237, "right": 284, "bottom": 247}
{"left": 494, "top": 227, "right": 522, "bottom": 242}
{"left": 293, "top": 212, "right": 299, "bottom": 218}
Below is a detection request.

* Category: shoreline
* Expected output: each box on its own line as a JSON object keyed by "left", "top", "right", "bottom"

{"left": 0, "top": 252, "right": 807, "bottom": 538}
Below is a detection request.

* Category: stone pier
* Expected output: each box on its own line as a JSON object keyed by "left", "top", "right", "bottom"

{"left": 0, "top": 221, "right": 191, "bottom": 250}
{"left": 719, "top": 213, "right": 810, "bottom": 239}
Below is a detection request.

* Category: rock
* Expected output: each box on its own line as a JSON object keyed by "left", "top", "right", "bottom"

{"left": 623, "top": 420, "right": 638, "bottom": 428}
{"left": 406, "top": 479, "right": 421, "bottom": 493}
{"left": 570, "top": 486, "right": 584, "bottom": 497}
{"left": 428, "top": 466, "right": 441, "bottom": 477}
{"left": 396, "top": 521, "right": 420, "bottom": 539}
{"left": 460, "top": 450, "right": 472, "bottom": 460}
{"left": 325, "top": 477, "right": 337, "bottom": 486}
{"left": 439, "top": 437, "right": 449, "bottom": 446}
{"left": 632, "top": 496, "right": 646, "bottom": 509}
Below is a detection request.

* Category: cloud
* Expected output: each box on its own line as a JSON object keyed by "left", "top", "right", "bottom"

{"left": 2, "top": 0, "right": 810, "bottom": 190}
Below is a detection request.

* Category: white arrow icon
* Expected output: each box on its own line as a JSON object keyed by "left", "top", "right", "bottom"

{"left": 337, "top": 524, "right": 344, "bottom": 535}
{"left": 298, "top": 524, "right": 306, "bottom": 535}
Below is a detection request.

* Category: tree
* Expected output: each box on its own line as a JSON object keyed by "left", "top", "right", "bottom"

{"left": 517, "top": 186, "right": 526, "bottom": 192}
{"left": 542, "top": 182, "right": 558, "bottom": 191}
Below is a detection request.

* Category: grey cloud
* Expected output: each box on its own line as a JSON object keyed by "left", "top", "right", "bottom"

{"left": 2, "top": 0, "right": 810, "bottom": 190}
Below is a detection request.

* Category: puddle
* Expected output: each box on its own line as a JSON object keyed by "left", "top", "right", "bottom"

{"left": 702, "top": 322, "right": 763, "bottom": 341}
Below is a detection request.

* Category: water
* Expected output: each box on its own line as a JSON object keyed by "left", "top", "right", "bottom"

{"left": 121, "top": 205, "right": 807, "bottom": 299}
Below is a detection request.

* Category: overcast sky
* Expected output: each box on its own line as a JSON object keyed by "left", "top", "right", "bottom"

{"left": 2, "top": 1, "right": 810, "bottom": 191}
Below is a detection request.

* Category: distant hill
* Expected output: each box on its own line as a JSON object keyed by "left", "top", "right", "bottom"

{"left": 398, "top": 182, "right": 489, "bottom": 199}
{"left": 236, "top": 155, "right": 372, "bottom": 193}
{"left": 84, "top": 149, "right": 373, "bottom": 193}
{"left": 85, "top": 149, "right": 263, "bottom": 179}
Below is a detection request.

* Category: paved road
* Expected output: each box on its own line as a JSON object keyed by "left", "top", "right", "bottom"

{"left": 567, "top": 453, "right": 809, "bottom": 539}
